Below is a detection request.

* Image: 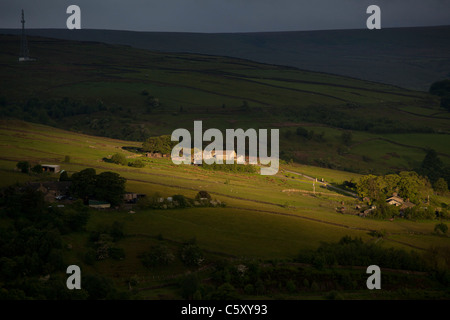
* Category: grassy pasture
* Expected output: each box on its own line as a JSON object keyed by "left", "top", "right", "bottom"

{"left": 0, "top": 120, "right": 447, "bottom": 261}
{"left": 1, "top": 34, "right": 449, "bottom": 176}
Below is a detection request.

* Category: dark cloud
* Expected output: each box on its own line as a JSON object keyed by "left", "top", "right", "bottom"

{"left": 0, "top": 0, "right": 449, "bottom": 32}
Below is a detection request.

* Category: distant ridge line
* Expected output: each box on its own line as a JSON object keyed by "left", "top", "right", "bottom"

{"left": 1, "top": 25, "right": 449, "bottom": 90}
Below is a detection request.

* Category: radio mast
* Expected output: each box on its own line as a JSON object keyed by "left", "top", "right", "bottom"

{"left": 19, "top": 9, "right": 34, "bottom": 62}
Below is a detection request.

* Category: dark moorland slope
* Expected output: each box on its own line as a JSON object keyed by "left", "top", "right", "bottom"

{"left": 2, "top": 26, "right": 450, "bottom": 90}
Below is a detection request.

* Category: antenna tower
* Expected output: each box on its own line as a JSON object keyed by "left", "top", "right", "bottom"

{"left": 19, "top": 9, "right": 31, "bottom": 61}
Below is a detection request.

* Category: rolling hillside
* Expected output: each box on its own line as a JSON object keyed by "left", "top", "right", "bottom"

{"left": 0, "top": 119, "right": 449, "bottom": 299}
{"left": 2, "top": 26, "right": 450, "bottom": 90}
{"left": 0, "top": 119, "right": 448, "bottom": 256}
{"left": 1, "top": 34, "right": 449, "bottom": 176}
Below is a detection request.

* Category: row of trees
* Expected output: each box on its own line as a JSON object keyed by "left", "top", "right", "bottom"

{"left": 297, "top": 236, "right": 427, "bottom": 271}
{"left": 281, "top": 105, "right": 434, "bottom": 134}
{"left": 356, "top": 148, "right": 449, "bottom": 205}
{"left": 137, "top": 191, "right": 224, "bottom": 210}
{"left": 356, "top": 171, "right": 432, "bottom": 204}
{"left": 140, "top": 239, "right": 204, "bottom": 270}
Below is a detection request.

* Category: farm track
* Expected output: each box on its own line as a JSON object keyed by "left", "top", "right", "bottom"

{"left": 284, "top": 169, "right": 358, "bottom": 197}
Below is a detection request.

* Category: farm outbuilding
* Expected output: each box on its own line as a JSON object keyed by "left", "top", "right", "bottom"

{"left": 41, "top": 164, "right": 61, "bottom": 173}
{"left": 124, "top": 192, "right": 146, "bottom": 204}
{"left": 27, "top": 181, "right": 72, "bottom": 202}
{"left": 386, "top": 193, "right": 416, "bottom": 210}
{"left": 88, "top": 200, "right": 111, "bottom": 209}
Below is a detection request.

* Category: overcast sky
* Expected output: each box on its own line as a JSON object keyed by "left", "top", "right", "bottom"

{"left": 1, "top": 0, "right": 449, "bottom": 33}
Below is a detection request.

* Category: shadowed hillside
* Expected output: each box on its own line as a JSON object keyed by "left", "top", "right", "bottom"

{"left": 1, "top": 26, "right": 450, "bottom": 90}
{"left": 0, "top": 33, "right": 449, "bottom": 175}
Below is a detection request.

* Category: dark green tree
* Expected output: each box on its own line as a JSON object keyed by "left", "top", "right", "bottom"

{"left": 31, "top": 164, "right": 43, "bottom": 174}
{"left": 296, "top": 127, "right": 309, "bottom": 138}
{"left": 419, "top": 149, "right": 443, "bottom": 184}
{"left": 441, "top": 95, "right": 450, "bottom": 111}
{"left": 110, "top": 221, "right": 125, "bottom": 241}
{"left": 434, "top": 178, "right": 448, "bottom": 195}
{"left": 434, "top": 223, "right": 448, "bottom": 235}
{"left": 179, "top": 274, "right": 201, "bottom": 299}
{"left": 141, "top": 244, "right": 175, "bottom": 268}
{"left": 180, "top": 242, "right": 204, "bottom": 268}
{"left": 59, "top": 171, "right": 70, "bottom": 181}
{"left": 429, "top": 80, "right": 450, "bottom": 111}
{"left": 142, "top": 135, "right": 175, "bottom": 154}
{"left": 16, "top": 161, "right": 30, "bottom": 174}
{"left": 429, "top": 79, "right": 450, "bottom": 97}
{"left": 70, "top": 168, "right": 97, "bottom": 204}
{"left": 95, "top": 172, "right": 126, "bottom": 206}
{"left": 82, "top": 274, "right": 117, "bottom": 300}
{"left": 341, "top": 131, "right": 353, "bottom": 146}
{"left": 211, "top": 283, "right": 239, "bottom": 300}
{"left": 173, "top": 194, "right": 189, "bottom": 207}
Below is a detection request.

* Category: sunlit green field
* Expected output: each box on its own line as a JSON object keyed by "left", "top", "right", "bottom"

{"left": 1, "top": 119, "right": 448, "bottom": 259}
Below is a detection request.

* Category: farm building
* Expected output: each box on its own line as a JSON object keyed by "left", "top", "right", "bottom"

{"left": 386, "top": 193, "right": 415, "bottom": 210}
{"left": 124, "top": 192, "right": 146, "bottom": 203}
{"left": 88, "top": 200, "right": 111, "bottom": 209}
{"left": 212, "top": 150, "right": 245, "bottom": 163}
{"left": 386, "top": 195, "right": 404, "bottom": 207}
{"left": 146, "top": 153, "right": 170, "bottom": 158}
{"left": 41, "top": 164, "right": 61, "bottom": 173}
{"left": 26, "top": 181, "right": 72, "bottom": 202}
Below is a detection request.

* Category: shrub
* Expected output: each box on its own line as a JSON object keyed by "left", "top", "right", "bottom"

{"left": 180, "top": 242, "right": 204, "bottom": 268}
{"left": 286, "top": 280, "right": 297, "bottom": 293}
{"left": 128, "top": 159, "right": 145, "bottom": 168}
{"left": 211, "top": 283, "right": 239, "bottom": 300}
{"left": 371, "top": 201, "right": 399, "bottom": 219}
{"left": 141, "top": 244, "right": 175, "bottom": 268}
{"left": 59, "top": 171, "right": 70, "bottom": 181}
{"left": 16, "top": 161, "right": 30, "bottom": 174}
{"left": 196, "top": 191, "right": 211, "bottom": 201}
{"left": 84, "top": 249, "right": 97, "bottom": 266}
{"left": 109, "top": 247, "right": 125, "bottom": 260}
{"left": 110, "top": 221, "right": 125, "bottom": 241}
{"left": 325, "top": 290, "right": 344, "bottom": 300}
{"left": 434, "top": 223, "right": 448, "bottom": 235}
{"left": 110, "top": 153, "right": 128, "bottom": 166}
{"left": 179, "top": 274, "right": 201, "bottom": 300}
{"left": 31, "top": 164, "right": 43, "bottom": 174}
{"left": 296, "top": 127, "right": 309, "bottom": 138}
{"left": 434, "top": 178, "right": 448, "bottom": 195}
{"left": 244, "top": 284, "right": 255, "bottom": 295}
{"left": 172, "top": 194, "right": 189, "bottom": 207}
